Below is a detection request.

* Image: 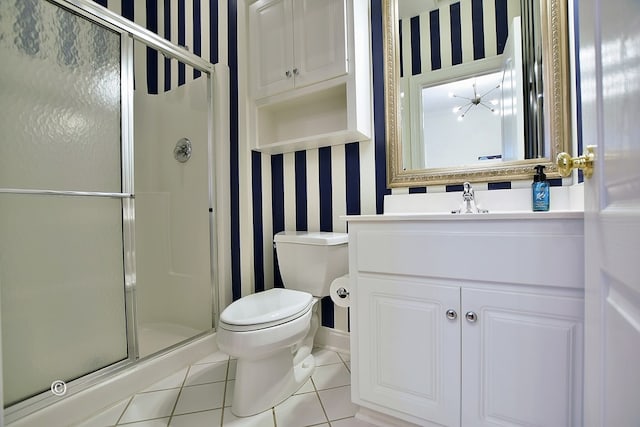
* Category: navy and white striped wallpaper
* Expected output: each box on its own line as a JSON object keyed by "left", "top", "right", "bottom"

{"left": 95, "top": 0, "right": 219, "bottom": 94}
{"left": 91, "top": 0, "right": 575, "bottom": 335}
{"left": 400, "top": 0, "right": 517, "bottom": 77}
{"left": 239, "top": 0, "right": 390, "bottom": 333}
{"left": 240, "top": 0, "right": 527, "bottom": 333}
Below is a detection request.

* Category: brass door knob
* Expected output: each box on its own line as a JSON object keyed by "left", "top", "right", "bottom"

{"left": 557, "top": 145, "right": 595, "bottom": 178}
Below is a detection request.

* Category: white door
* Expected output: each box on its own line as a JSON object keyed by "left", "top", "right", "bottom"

{"left": 292, "top": 0, "right": 348, "bottom": 88}
{"left": 249, "top": 0, "right": 294, "bottom": 98}
{"left": 580, "top": 0, "right": 640, "bottom": 425}
{"left": 461, "top": 288, "right": 584, "bottom": 426}
{"left": 354, "top": 277, "right": 460, "bottom": 426}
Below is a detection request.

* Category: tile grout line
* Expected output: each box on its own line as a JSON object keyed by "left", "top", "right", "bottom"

{"left": 106, "top": 350, "right": 350, "bottom": 426}
{"left": 113, "top": 395, "right": 135, "bottom": 426}
{"left": 164, "top": 362, "right": 193, "bottom": 425}
{"left": 219, "top": 356, "right": 231, "bottom": 427}
{"left": 337, "top": 353, "right": 351, "bottom": 373}
{"left": 310, "top": 377, "right": 332, "bottom": 427}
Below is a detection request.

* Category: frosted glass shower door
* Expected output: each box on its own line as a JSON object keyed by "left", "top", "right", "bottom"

{"left": 0, "top": 0, "right": 129, "bottom": 407}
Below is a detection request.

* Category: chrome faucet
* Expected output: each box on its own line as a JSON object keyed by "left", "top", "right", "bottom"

{"left": 452, "top": 182, "right": 489, "bottom": 214}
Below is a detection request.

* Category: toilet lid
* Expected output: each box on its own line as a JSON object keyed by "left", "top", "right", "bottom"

{"left": 274, "top": 230, "right": 348, "bottom": 245}
{"left": 220, "top": 288, "right": 313, "bottom": 328}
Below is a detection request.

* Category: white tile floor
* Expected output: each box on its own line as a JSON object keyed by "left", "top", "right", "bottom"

{"left": 75, "top": 348, "right": 377, "bottom": 427}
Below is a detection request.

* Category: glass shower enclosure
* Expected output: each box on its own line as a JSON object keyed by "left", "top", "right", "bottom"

{"left": 0, "top": 0, "right": 217, "bottom": 419}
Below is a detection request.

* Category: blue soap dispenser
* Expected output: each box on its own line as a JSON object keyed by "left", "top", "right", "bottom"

{"left": 532, "top": 165, "right": 550, "bottom": 211}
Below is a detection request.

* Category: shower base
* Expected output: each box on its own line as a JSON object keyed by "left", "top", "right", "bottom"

{"left": 138, "top": 322, "right": 205, "bottom": 358}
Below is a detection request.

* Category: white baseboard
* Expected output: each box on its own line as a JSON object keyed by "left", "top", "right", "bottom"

{"left": 355, "top": 407, "right": 422, "bottom": 427}
{"left": 9, "top": 333, "right": 218, "bottom": 427}
{"left": 314, "top": 326, "right": 350, "bottom": 354}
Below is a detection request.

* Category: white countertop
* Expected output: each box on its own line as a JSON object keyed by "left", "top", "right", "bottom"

{"left": 344, "top": 210, "right": 583, "bottom": 222}
{"left": 348, "top": 184, "right": 585, "bottom": 221}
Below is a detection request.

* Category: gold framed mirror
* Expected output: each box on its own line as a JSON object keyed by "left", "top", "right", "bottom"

{"left": 384, "top": 0, "right": 572, "bottom": 187}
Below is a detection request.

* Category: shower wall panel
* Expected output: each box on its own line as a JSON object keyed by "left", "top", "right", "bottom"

{"left": 133, "top": 62, "right": 212, "bottom": 357}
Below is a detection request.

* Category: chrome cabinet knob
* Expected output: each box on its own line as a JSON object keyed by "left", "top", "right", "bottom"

{"left": 285, "top": 70, "right": 292, "bottom": 78}
{"left": 293, "top": 67, "right": 299, "bottom": 75}
{"left": 465, "top": 311, "right": 478, "bottom": 323}
{"left": 446, "top": 309, "right": 457, "bottom": 320}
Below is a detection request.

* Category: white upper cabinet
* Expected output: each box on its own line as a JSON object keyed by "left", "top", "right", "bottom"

{"left": 249, "top": 0, "right": 295, "bottom": 98}
{"left": 293, "top": 0, "right": 347, "bottom": 89}
{"left": 246, "top": 0, "right": 371, "bottom": 154}
{"left": 250, "top": 0, "right": 347, "bottom": 99}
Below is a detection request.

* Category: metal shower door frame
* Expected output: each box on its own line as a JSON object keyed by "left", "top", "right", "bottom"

{"left": 2, "top": 0, "right": 218, "bottom": 421}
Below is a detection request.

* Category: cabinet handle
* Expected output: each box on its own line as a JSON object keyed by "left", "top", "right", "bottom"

{"left": 285, "top": 70, "right": 292, "bottom": 78}
{"left": 446, "top": 309, "right": 457, "bottom": 320}
{"left": 465, "top": 311, "right": 478, "bottom": 323}
{"left": 293, "top": 67, "right": 299, "bottom": 75}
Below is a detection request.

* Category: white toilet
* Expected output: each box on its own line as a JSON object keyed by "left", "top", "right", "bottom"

{"left": 216, "top": 231, "right": 348, "bottom": 417}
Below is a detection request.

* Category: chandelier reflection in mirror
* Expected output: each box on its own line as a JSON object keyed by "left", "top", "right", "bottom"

{"left": 450, "top": 80, "right": 501, "bottom": 120}
{"left": 419, "top": 70, "right": 505, "bottom": 168}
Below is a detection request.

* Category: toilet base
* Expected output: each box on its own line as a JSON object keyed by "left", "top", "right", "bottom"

{"left": 231, "top": 350, "right": 316, "bottom": 417}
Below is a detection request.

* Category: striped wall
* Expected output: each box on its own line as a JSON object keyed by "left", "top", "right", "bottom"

{"left": 237, "top": 0, "right": 390, "bottom": 333}
{"left": 88, "top": 0, "right": 577, "bottom": 335}
{"left": 238, "top": 0, "right": 526, "bottom": 333}
{"left": 399, "top": 0, "right": 519, "bottom": 77}
{"left": 246, "top": 141, "right": 386, "bottom": 331}
{"left": 94, "top": 0, "right": 220, "bottom": 94}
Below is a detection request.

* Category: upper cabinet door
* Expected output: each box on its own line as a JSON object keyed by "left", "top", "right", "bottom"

{"left": 249, "top": 0, "right": 295, "bottom": 99}
{"left": 292, "top": 0, "right": 348, "bottom": 89}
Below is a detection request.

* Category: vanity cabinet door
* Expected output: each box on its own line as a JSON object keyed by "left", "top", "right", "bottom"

{"left": 354, "top": 276, "right": 461, "bottom": 426}
{"left": 461, "top": 288, "right": 584, "bottom": 426}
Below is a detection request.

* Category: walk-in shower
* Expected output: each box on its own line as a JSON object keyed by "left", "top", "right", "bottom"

{"left": 0, "top": 0, "right": 218, "bottom": 421}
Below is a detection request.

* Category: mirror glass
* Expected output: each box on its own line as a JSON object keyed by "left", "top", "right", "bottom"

{"left": 385, "top": 0, "right": 572, "bottom": 186}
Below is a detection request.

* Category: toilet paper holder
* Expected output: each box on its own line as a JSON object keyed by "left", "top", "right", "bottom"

{"left": 336, "top": 287, "right": 349, "bottom": 299}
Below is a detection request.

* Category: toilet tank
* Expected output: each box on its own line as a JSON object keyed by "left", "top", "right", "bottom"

{"left": 274, "top": 231, "right": 348, "bottom": 297}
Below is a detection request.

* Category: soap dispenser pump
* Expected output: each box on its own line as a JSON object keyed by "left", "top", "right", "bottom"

{"left": 532, "top": 165, "right": 550, "bottom": 211}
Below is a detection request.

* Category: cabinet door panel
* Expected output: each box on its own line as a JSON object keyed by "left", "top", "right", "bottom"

{"left": 293, "top": 0, "right": 348, "bottom": 88}
{"left": 249, "top": 0, "right": 294, "bottom": 98}
{"left": 355, "top": 276, "right": 460, "bottom": 426}
{"left": 462, "top": 288, "right": 583, "bottom": 426}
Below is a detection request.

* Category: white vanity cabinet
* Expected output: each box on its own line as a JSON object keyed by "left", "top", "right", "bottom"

{"left": 245, "top": 0, "right": 372, "bottom": 154}
{"left": 249, "top": 0, "right": 347, "bottom": 99}
{"left": 347, "top": 213, "right": 584, "bottom": 427}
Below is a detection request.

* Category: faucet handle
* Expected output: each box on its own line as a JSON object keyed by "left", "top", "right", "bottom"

{"left": 462, "top": 182, "right": 474, "bottom": 200}
{"left": 451, "top": 182, "right": 489, "bottom": 214}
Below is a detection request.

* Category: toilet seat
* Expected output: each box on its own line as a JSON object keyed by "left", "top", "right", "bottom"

{"left": 219, "top": 288, "right": 314, "bottom": 332}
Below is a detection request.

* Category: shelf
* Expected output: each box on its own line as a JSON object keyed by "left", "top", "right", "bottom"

{"left": 247, "top": 0, "right": 372, "bottom": 154}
